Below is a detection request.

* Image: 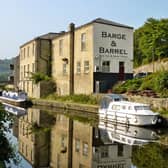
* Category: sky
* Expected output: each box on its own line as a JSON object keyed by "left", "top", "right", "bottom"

{"left": 0, "top": 0, "right": 167, "bottom": 59}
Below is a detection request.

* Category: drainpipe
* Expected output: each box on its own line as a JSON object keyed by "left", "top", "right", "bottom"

{"left": 69, "top": 23, "right": 75, "bottom": 95}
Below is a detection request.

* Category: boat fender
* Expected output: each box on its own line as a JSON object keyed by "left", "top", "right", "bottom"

{"left": 151, "top": 131, "right": 157, "bottom": 138}
{"left": 134, "top": 130, "right": 137, "bottom": 136}
{"left": 157, "top": 116, "right": 163, "bottom": 124}
{"left": 134, "top": 118, "right": 137, "bottom": 123}
{"left": 152, "top": 117, "right": 158, "bottom": 124}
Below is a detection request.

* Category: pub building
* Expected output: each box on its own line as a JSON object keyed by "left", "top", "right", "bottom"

{"left": 19, "top": 18, "right": 133, "bottom": 97}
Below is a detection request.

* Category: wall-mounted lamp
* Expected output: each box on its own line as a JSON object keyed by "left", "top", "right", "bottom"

{"left": 62, "top": 58, "right": 68, "bottom": 64}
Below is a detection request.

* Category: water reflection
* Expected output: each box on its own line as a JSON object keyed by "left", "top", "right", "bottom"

{"left": 98, "top": 120, "right": 159, "bottom": 146}
{"left": 5, "top": 106, "right": 168, "bottom": 168}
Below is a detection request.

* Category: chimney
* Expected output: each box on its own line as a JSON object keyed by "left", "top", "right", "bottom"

{"left": 69, "top": 23, "right": 75, "bottom": 95}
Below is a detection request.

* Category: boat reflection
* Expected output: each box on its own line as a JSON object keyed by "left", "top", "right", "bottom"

{"left": 3, "top": 102, "right": 27, "bottom": 116}
{"left": 98, "top": 120, "right": 159, "bottom": 146}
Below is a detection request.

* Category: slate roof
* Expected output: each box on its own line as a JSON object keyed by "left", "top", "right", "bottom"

{"left": 92, "top": 18, "right": 133, "bottom": 29}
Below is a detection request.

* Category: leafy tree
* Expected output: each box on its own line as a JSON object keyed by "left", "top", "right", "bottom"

{"left": 132, "top": 143, "right": 168, "bottom": 168}
{"left": 134, "top": 18, "right": 168, "bottom": 67}
{"left": 0, "top": 103, "right": 17, "bottom": 164}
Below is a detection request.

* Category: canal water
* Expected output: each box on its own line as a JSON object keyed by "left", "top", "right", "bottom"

{"left": 2, "top": 105, "right": 168, "bottom": 168}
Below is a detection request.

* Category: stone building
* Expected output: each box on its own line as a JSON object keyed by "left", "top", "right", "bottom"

{"left": 19, "top": 33, "right": 58, "bottom": 97}
{"left": 18, "top": 18, "right": 133, "bottom": 97}
{"left": 52, "top": 18, "right": 133, "bottom": 95}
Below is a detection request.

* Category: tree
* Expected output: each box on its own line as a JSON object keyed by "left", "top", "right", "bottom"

{"left": 0, "top": 103, "right": 17, "bottom": 164}
{"left": 134, "top": 18, "right": 168, "bottom": 67}
{"left": 132, "top": 143, "right": 168, "bottom": 168}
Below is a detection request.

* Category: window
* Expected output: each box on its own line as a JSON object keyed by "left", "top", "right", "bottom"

{"left": 75, "top": 139, "right": 80, "bottom": 152}
{"left": 83, "top": 142, "right": 88, "bottom": 156}
{"left": 135, "top": 106, "right": 150, "bottom": 110}
{"left": 24, "top": 65, "right": 26, "bottom": 77}
{"left": 21, "top": 66, "right": 23, "bottom": 79}
{"left": 32, "top": 63, "right": 35, "bottom": 73}
{"left": 27, "top": 64, "right": 29, "bottom": 77}
{"left": 122, "top": 105, "right": 126, "bottom": 110}
{"left": 24, "top": 48, "right": 26, "bottom": 59}
{"left": 81, "top": 33, "right": 86, "bottom": 51}
{"left": 101, "top": 147, "right": 108, "bottom": 158}
{"left": 76, "top": 61, "right": 81, "bottom": 74}
{"left": 112, "top": 105, "right": 120, "bottom": 110}
{"left": 102, "top": 61, "right": 110, "bottom": 72}
{"left": 84, "top": 61, "right": 89, "bottom": 73}
{"left": 21, "top": 49, "right": 23, "bottom": 60}
{"left": 61, "top": 135, "right": 65, "bottom": 148}
{"left": 31, "top": 150, "right": 33, "bottom": 161}
{"left": 22, "top": 142, "right": 24, "bottom": 153}
{"left": 26, "top": 145, "right": 28, "bottom": 156}
{"left": 79, "top": 164, "right": 86, "bottom": 168}
{"left": 32, "top": 43, "right": 35, "bottom": 56}
{"left": 27, "top": 81, "right": 29, "bottom": 93}
{"left": 118, "top": 144, "right": 124, "bottom": 156}
{"left": 27, "top": 46, "right": 30, "bottom": 57}
{"left": 59, "top": 39, "right": 63, "bottom": 56}
{"left": 63, "top": 63, "right": 67, "bottom": 75}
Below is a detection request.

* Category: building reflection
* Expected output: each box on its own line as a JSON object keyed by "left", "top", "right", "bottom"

{"left": 18, "top": 108, "right": 54, "bottom": 168}
{"left": 17, "top": 108, "right": 159, "bottom": 168}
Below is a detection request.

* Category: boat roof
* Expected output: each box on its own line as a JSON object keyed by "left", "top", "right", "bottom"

{"left": 110, "top": 100, "right": 149, "bottom": 106}
{"left": 102, "top": 94, "right": 127, "bottom": 100}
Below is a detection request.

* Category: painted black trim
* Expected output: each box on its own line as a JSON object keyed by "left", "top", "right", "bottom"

{"left": 93, "top": 72, "right": 133, "bottom": 93}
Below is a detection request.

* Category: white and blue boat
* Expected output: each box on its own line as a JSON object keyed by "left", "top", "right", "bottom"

{"left": 0, "top": 90, "right": 28, "bottom": 107}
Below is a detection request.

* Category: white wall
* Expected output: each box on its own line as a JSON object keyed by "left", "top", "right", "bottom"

{"left": 93, "top": 23, "right": 133, "bottom": 73}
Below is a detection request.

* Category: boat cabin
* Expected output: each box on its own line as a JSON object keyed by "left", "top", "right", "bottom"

{"left": 100, "top": 94, "right": 128, "bottom": 109}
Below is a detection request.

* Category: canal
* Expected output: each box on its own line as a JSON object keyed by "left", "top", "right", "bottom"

{"left": 1, "top": 105, "right": 168, "bottom": 168}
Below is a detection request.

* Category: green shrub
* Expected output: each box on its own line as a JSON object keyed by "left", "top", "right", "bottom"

{"left": 31, "top": 72, "right": 51, "bottom": 84}
{"left": 113, "top": 78, "right": 143, "bottom": 93}
{"left": 112, "top": 71, "right": 168, "bottom": 97}
{"left": 155, "top": 71, "right": 168, "bottom": 91}
{"left": 139, "top": 79, "right": 154, "bottom": 90}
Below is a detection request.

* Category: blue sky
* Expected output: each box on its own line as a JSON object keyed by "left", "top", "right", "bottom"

{"left": 0, "top": 0, "right": 167, "bottom": 59}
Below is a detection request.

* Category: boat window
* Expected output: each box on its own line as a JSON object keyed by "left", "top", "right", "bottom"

{"left": 128, "top": 106, "right": 132, "bottom": 110}
{"left": 100, "top": 97, "right": 111, "bottom": 108}
{"left": 114, "top": 98, "right": 120, "bottom": 101}
{"left": 135, "top": 106, "right": 150, "bottom": 110}
{"left": 122, "top": 105, "right": 126, "bottom": 110}
{"left": 112, "top": 105, "right": 120, "bottom": 110}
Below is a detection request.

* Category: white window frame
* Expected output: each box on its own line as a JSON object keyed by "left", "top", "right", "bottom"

{"left": 77, "top": 61, "right": 81, "bottom": 74}
{"left": 81, "top": 33, "right": 86, "bottom": 51}
{"left": 84, "top": 61, "right": 89, "bottom": 74}
{"left": 59, "top": 39, "right": 63, "bottom": 56}
{"left": 102, "top": 61, "right": 110, "bottom": 72}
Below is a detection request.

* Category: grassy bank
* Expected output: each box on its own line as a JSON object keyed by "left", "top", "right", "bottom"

{"left": 43, "top": 93, "right": 101, "bottom": 105}
{"left": 113, "top": 70, "right": 168, "bottom": 98}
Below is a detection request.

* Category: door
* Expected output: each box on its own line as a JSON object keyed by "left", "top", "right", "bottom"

{"left": 119, "top": 62, "right": 125, "bottom": 81}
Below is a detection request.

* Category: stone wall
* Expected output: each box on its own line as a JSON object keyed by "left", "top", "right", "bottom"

{"left": 134, "top": 59, "right": 168, "bottom": 74}
{"left": 33, "top": 80, "right": 56, "bottom": 98}
{"left": 127, "top": 95, "right": 168, "bottom": 110}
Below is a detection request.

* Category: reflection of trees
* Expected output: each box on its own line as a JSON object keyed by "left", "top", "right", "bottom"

{"left": 0, "top": 103, "right": 17, "bottom": 164}
{"left": 132, "top": 143, "right": 168, "bottom": 168}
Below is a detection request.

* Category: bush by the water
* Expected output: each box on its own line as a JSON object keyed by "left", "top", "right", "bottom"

{"left": 113, "top": 71, "right": 168, "bottom": 97}
{"left": 44, "top": 94, "right": 99, "bottom": 105}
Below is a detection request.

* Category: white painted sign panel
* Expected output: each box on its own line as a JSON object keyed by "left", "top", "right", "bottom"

{"left": 93, "top": 23, "right": 133, "bottom": 73}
